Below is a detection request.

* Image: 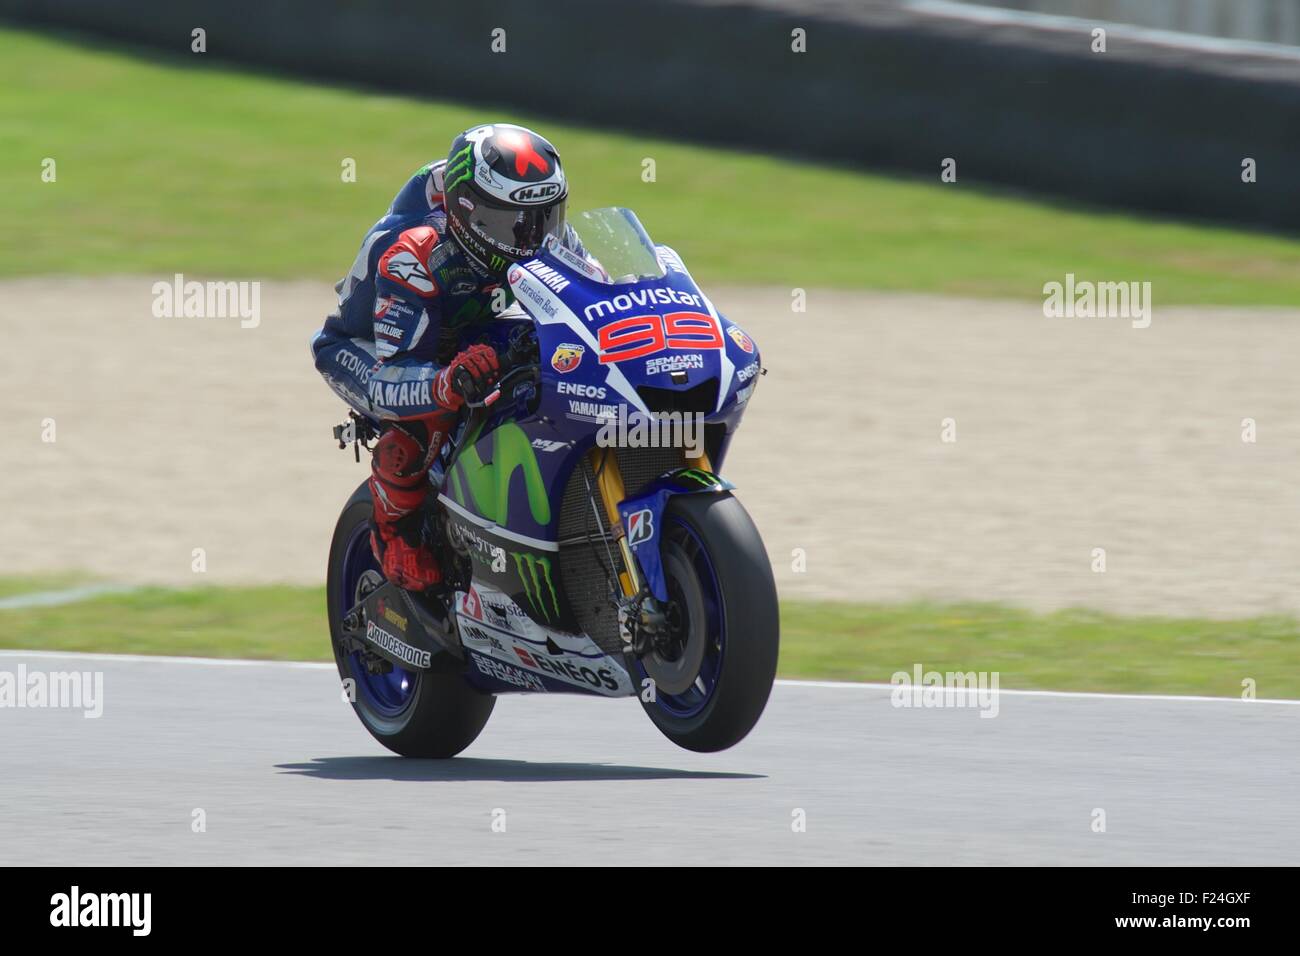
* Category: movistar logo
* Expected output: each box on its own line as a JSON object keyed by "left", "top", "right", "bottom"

{"left": 448, "top": 421, "right": 551, "bottom": 526}
{"left": 445, "top": 144, "right": 474, "bottom": 191}
{"left": 515, "top": 553, "right": 560, "bottom": 621}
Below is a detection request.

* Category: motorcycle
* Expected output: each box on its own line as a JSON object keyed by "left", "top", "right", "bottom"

{"left": 325, "top": 207, "right": 778, "bottom": 755}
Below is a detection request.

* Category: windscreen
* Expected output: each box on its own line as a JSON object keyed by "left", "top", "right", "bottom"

{"left": 570, "top": 207, "right": 666, "bottom": 284}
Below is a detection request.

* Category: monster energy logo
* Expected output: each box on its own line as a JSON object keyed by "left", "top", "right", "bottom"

{"left": 515, "top": 553, "right": 560, "bottom": 621}
{"left": 676, "top": 468, "right": 719, "bottom": 488}
{"left": 445, "top": 145, "right": 474, "bottom": 190}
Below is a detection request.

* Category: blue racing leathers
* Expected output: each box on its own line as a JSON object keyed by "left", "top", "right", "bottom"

{"left": 310, "top": 159, "right": 510, "bottom": 422}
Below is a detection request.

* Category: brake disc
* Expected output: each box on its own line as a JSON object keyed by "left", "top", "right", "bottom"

{"left": 355, "top": 569, "right": 385, "bottom": 607}
{"left": 640, "top": 546, "right": 707, "bottom": 696}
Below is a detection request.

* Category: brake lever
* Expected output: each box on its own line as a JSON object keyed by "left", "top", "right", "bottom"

{"left": 460, "top": 361, "right": 539, "bottom": 411}
{"left": 463, "top": 388, "right": 501, "bottom": 411}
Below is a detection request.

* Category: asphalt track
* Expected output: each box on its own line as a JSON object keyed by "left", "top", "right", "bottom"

{"left": 2, "top": 651, "right": 1297, "bottom": 865}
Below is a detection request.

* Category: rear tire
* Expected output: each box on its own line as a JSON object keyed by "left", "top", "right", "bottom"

{"left": 327, "top": 481, "right": 494, "bottom": 758}
{"left": 636, "top": 493, "right": 779, "bottom": 752}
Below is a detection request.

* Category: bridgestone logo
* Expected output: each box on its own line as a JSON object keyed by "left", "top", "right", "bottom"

{"left": 365, "top": 621, "right": 431, "bottom": 668}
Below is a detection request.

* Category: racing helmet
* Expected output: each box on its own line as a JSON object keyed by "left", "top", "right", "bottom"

{"left": 443, "top": 123, "right": 568, "bottom": 278}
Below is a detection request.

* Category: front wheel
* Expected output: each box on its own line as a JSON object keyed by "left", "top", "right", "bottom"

{"left": 635, "top": 493, "right": 779, "bottom": 752}
{"left": 326, "top": 481, "right": 494, "bottom": 758}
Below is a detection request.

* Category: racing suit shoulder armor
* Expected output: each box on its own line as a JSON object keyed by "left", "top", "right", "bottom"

{"left": 377, "top": 226, "right": 443, "bottom": 298}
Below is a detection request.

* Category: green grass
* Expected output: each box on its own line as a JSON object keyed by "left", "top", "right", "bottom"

{"left": 4, "top": 26, "right": 1300, "bottom": 302}
{"left": 0, "top": 584, "right": 326, "bottom": 661}
{"left": 780, "top": 601, "right": 1300, "bottom": 699}
{"left": 2, "top": 582, "right": 1295, "bottom": 698}
{"left": 0, "top": 574, "right": 93, "bottom": 600}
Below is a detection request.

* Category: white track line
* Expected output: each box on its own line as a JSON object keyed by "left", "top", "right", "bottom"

{"left": 0, "top": 649, "right": 333, "bottom": 670}
{"left": 0, "top": 585, "right": 139, "bottom": 610}
{"left": 778, "top": 678, "right": 1300, "bottom": 707}
{"left": 0, "top": 649, "right": 1296, "bottom": 706}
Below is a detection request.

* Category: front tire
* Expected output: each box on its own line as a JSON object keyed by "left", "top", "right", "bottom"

{"left": 636, "top": 493, "right": 779, "bottom": 752}
{"left": 327, "top": 481, "right": 494, "bottom": 758}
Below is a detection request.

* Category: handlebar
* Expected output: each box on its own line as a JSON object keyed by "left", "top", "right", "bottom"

{"left": 461, "top": 362, "right": 540, "bottom": 411}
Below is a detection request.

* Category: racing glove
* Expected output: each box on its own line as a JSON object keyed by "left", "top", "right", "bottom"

{"left": 434, "top": 343, "right": 501, "bottom": 411}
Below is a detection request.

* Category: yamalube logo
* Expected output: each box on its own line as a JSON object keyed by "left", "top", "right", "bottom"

{"left": 50, "top": 886, "right": 151, "bottom": 936}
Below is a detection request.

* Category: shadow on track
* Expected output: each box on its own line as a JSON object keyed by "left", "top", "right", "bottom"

{"left": 276, "top": 756, "right": 764, "bottom": 783}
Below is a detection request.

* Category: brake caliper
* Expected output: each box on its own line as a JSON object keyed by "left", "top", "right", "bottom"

{"left": 618, "top": 589, "right": 672, "bottom": 658}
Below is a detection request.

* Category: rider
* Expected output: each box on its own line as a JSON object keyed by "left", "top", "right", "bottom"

{"left": 311, "top": 123, "right": 575, "bottom": 591}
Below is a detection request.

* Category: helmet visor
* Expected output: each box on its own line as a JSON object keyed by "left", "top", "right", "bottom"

{"left": 463, "top": 195, "right": 567, "bottom": 262}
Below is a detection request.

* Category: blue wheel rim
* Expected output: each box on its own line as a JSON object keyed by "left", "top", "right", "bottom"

{"left": 637, "top": 515, "right": 725, "bottom": 719}
{"left": 338, "top": 521, "right": 418, "bottom": 717}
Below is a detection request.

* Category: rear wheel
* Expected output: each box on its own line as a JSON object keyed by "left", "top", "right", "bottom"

{"left": 326, "top": 481, "right": 494, "bottom": 758}
{"left": 635, "top": 493, "right": 779, "bottom": 752}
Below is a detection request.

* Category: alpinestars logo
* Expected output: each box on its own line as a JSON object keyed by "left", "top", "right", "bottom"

{"left": 384, "top": 252, "right": 435, "bottom": 294}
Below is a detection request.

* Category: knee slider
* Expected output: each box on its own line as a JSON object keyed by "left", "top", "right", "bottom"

{"left": 372, "top": 425, "right": 429, "bottom": 486}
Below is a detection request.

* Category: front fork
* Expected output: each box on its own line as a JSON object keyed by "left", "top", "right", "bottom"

{"left": 587, "top": 446, "right": 714, "bottom": 596}
{"left": 589, "top": 446, "right": 640, "bottom": 599}
{"left": 587, "top": 446, "right": 716, "bottom": 655}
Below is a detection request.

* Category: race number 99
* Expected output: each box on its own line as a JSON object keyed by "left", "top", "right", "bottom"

{"left": 598, "top": 311, "right": 723, "bottom": 364}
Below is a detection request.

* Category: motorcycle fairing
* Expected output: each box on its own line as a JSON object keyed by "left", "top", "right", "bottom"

{"left": 513, "top": 240, "right": 759, "bottom": 427}
{"left": 439, "top": 240, "right": 759, "bottom": 547}
{"left": 453, "top": 581, "right": 634, "bottom": 696}
{"left": 617, "top": 468, "right": 735, "bottom": 602}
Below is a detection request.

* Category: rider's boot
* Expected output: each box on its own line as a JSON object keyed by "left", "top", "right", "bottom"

{"left": 368, "top": 416, "right": 453, "bottom": 590}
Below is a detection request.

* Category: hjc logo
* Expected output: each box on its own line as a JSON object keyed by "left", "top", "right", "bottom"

{"left": 509, "top": 182, "right": 561, "bottom": 204}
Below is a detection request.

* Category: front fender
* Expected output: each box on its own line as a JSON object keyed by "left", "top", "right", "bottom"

{"left": 618, "top": 468, "right": 735, "bottom": 601}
